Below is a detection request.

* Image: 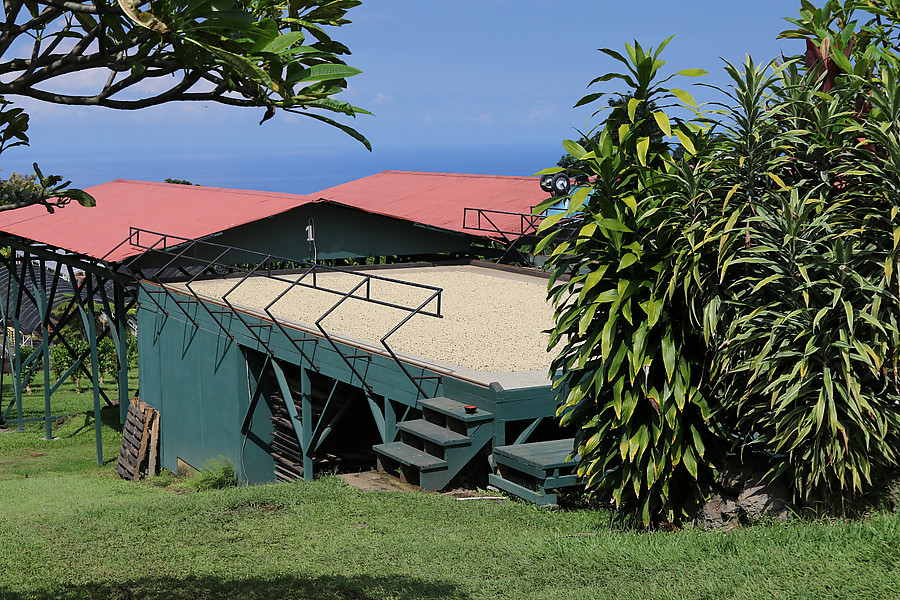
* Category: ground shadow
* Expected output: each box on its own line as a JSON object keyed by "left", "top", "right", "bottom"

{"left": 2, "top": 573, "right": 471, "bottom": 600}
{"left": 100, "top": 404, "right": 124, "bottom": 433}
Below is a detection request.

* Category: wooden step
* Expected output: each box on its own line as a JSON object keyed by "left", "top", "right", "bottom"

{"left": 490, "top": 438, "right": 583, "bottom": 505}
{"left": 420, "top": 396, "right": 493, "bottom": 424}
{"left": 373, "top": 442, "right": 447, "bottom": 472}
{"left": 493, "top": 438, "right": 579, "bottom": 474}
{"left": 397, "top": 419, "right": 471, "bottom": 447}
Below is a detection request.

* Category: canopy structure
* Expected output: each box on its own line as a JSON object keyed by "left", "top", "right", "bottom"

{"left": 0, "top": 171, "right": 552, "bottom": 464}
{"left": 0, "top": 171, "right": 550, "bottom": 265}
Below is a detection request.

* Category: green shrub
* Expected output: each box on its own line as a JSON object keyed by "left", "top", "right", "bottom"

{"left": 541, "top": 1, "right": 900, "bottom": 525}
{"left": 537, "top": 39, "right": 724, "bottom": 526}
{"left": 98, "top": 337, "right": 117, "bottom": 380}
{"left": 50, "top": 336, "right": 90, "bottom": 392}
{"left": 126, "top": 333, "right": 138, "bottom": 370}
{"left": 196, "top": 457, "right": 237, "bottom": 491}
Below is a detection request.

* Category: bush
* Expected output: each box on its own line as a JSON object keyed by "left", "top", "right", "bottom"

{"left": 16, "top": 344, "right": 34, "bottom": 366}
{"left": 126, "top": 334, "right": 138, "bottom": 370}
{"left": 98, "top": 337, "right": 117, "bottom": 380}
{"left": 541, "top": 1, "right": 900, "bottom": 525}
{"left": 196, "top": 457, "right": 237, "bottom": 491}
{"left": 50, "top": 336, "right": 90, "bottom": 392}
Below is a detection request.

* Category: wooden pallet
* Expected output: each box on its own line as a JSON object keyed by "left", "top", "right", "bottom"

{"left": 115, "top": 398, "right": 160, "bottom": 481}
{"left": 270, "top": 393, "right": 304, "bottom": 482}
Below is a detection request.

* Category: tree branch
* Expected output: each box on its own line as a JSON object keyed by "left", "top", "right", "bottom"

{"left": 38, "top": 0, "right": 121, "bottom": 15}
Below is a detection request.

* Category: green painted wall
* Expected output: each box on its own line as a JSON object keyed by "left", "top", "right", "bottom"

{"left": 128, "top": 203, "right": 477, "bottom": 272}
{"left": 136, "top": 282, "right": 558, "bottom": 484}
{"left": 211, "top": 203, "right": 474, "bottom": 261}
{"left": 137, "top": 300, "right": 274, "bottom": 483}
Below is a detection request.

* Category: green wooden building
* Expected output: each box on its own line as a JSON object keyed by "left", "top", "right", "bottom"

{"left": 0, "top": 172, "right": 581, "bottom": 503}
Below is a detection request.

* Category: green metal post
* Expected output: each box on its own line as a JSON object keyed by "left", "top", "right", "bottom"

{"left": 384, "top": 398, "right": 397, "bottom": 442}
{"left": 114, "top": 284, "right": 130, "bottom": 423}
{"left": 0, "top": 258, "right": 8, "bottom": 426}
{"left": 72, "top": 272, "right": 103, "bottom": 465}
{"left": 35, "top": 260, "right": 53, "bottom": 440}
{"left": 11, "top": 260, "right": 24, "bottom": 432}
{"left": 366, "top": 393, "right": 387, "bottom": 443}
{"left": 271, "top": 360, "right": 307, "bottom": 478}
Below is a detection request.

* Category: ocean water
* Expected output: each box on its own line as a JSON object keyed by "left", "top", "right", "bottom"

{"left": 2, "top": 143, "right": 560, "bottom": 195}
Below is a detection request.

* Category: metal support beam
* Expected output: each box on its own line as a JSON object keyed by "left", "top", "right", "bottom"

{"left": 67, "top": 267, "right": 104, "bottom": 466}
{"left": 35, "top": 259, "right": 53, "bottom": 440}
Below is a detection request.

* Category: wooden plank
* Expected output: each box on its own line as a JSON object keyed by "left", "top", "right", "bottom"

{"left": 126, "top": 409, "right": 146, "bottom": 428}
{"left": 271, "top": 441, "right": 302, "bottom": 457}
{"left": 397, "top": 419, "right": 471, "bottom": 447}
{"left": 146, "top": 410, "right": 160, "bottom": 477}
{"left": 132, "top": 407, "right": 154, "bottom": 480}
{"left": 493, "top": 439, "right": 578, "bottom": 471}
{"left": 487, "top": 473, "right": 558, "bottom": 505}
{"left": 122, "top": 427, "right": 141, "bottom": 449}
{"left": 373, "top": 441, "right": 446, "bottom": 471}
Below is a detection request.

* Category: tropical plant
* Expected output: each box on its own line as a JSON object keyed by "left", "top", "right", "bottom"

{"left": 51, "top": 336, "right": 90, "bottom": 393}
{"left": 539, "top": 1, "right": 900, "bottom": 524}
{"left": 126, "top": 333, "right": 139, "bottom": 370}
{"left": 98, "top": 337, "right": 118, "bottom": 383}
{"left": 536, "top": 39, "right": 724, "bottom": 526}
{"left": 196, "top": 456, "right": 237, "bottom": 490}
{"left": 0, "top": 0, "right": 368, "bottom": 211}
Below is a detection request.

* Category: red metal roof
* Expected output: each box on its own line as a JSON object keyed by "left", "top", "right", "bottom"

{"left": 0, "top": 171, "right": 548, "bottom": 262}
{"left": 0, "top": 179, "right": 315, "bottom": 262}
{"left": 312, "top": 170, "right": 547, "bottom": 235}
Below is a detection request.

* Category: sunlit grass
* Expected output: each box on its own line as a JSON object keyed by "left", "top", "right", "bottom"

{"left": 1, "top": 391, "right": 898, "bottom": 599}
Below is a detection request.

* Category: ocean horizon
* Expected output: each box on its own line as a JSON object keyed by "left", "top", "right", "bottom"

{"left": 1, "top": 142, "right": 562, "bottom": 196}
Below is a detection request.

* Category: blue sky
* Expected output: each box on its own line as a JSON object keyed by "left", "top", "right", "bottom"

{"left": 2, "top": 1, "right": 804, "bottom": 194}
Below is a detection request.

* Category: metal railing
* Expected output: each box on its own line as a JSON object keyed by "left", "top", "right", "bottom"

{"left": 120, "top": 228, "right": 444, "bottom": 400}
{"left": 462, "top": 207, "right": 544, "bottom": 239}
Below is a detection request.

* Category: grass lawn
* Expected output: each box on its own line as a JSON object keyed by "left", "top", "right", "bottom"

{"left": 1, "top": 383, "right": 899, "bottom": 599}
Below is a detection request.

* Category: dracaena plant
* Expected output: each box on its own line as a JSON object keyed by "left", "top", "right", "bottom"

{"left": 539, "top": 0, "right": 900, "bottom": 526}
{"left": 701, "top": 20, "right": 900, "bottom": 508}
{"left": 536, "top": 38, "right": 727, "bottom": 526}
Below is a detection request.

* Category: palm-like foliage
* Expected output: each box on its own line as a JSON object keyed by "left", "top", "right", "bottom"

{"left": 541, "top": 1, "right": 900, "bottom": 525}
{"left": 537, "top": 40, "right": 724, "bottom": 526}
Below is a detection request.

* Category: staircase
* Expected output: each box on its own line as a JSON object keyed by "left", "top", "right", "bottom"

{"left": 374, "top": 397, "right": 493, "bottom": 491}
{"left": 488, "top": 438, "right": 582, "bottom": 505}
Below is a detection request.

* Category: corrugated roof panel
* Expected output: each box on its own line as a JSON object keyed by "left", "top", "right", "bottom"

{"left": 0, "top": 171, "right": 550, "bottom": 262}
{"left": 0, "top": 180, "right": 315, "bottom": 262}
{"left": 313, "top": 171, "right": 547, "bottom": 235}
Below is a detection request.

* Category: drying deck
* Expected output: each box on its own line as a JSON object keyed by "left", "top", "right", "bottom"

{"left": 139, "top": 262, "right": 581, "bottom": 502}
{"left": 175, "top": 263, "right": 557, "bottom": 385}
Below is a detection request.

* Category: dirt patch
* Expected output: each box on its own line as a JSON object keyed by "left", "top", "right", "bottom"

{"left": 29, "top": 453, "right": 46, "bottom": 458}
{"left": 339, "top": 472, "right": 508, "bottom": 502}
{"left": 339, "top": 471, "right": 418, "bottom": 493}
